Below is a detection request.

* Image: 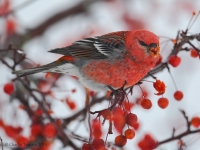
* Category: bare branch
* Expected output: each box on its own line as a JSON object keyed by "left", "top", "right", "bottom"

{"left": 158, "top": 110, "right": 199, "bottom": 146}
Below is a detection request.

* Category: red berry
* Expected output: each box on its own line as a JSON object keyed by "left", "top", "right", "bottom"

{"left": 112, "top": 107, "right": 126, "bottom": 133}
{"left": 92, "top": 120, "right": 102, "bottom": 139}
{"left": 43, "top": 123, "right": 57, "bottom": 138}
{"left": 124, "top": 129, "right": 135, "bottom": 139}
{"left": 82, "top": 143, "right": 93, "bottom": 150}
{"left": 190, "top": 49, "right": 199, "bottom": 58}
{"left": 99, "top": 109, "right": 112, "bottom": 120}
{"left": 158, "top": 97, "right": 169, "bottom": 109}
{"left": 138, "top": 134, "right": 157, "bottom": 150}
{"left": 115, "top": 135, "right": 127, "bottom": 147}
{"left": 5, "top": 125, "right": 22, "bottom": 139}
{"left": 153, "top": 80, "right": 166, "bottom": 95}
{"left": 31, "top": 124, "right": 42, "bottom": 137}
{"left": 112, "top": 107, "right": 124, "bottom": 116}
{"left": 122, "top": 100, "right": 134, "bottom": 111}
{"left": 141, "top": 99, "right": 152, "bottom": 109}
{"left": 35, "top": 108, "right": 43, "bottom": 116}
{"left": 0, "top": 119, "right": 5, "bottom": 128}
{"left": 169, "top": 55, "right": 181, "bottom": 67}
{"left": 6, "top": 18, "right": 16, "bottom": 35}
{"left": 114, "top": 115, "right": 126, "bottom": 133}
{"left": 92, "top": 139, "right": 106, "bottom": 150}
{"left": 191, "top": 117, "right": 200, "bottom": 128}
{"left": 174, "top": 91, "right": 183, "bottom": 101}
{"left": 132, "top": 122, "right": 140, "bottom": 130}
{"left": 16, "top": 135, "right": 29, "bottom": 148}
{"left": 3, "top": 82, "right": 14, "bottom": 95}
{"left": 126, "top": 113, "right": 138, "bottom": 127}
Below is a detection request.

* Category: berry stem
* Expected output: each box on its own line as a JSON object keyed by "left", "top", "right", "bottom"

{"left": 169, "top": 71, "right": 178, "bottom": 90}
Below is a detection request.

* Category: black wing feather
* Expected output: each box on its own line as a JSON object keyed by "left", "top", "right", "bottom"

{"left": 49, "top": 34, "right": 126, "bottom": 59}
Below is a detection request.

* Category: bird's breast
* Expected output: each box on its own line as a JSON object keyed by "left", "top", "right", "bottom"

{"left": 81, "top": 56, "right": 156, "bottom": 89}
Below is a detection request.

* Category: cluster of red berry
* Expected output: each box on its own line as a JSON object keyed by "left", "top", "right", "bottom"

{"left": 139, "top": 79, "right": 183, "bottom": 110}
{"left": 82, "top": 106, "right": 139, "bottom": 149}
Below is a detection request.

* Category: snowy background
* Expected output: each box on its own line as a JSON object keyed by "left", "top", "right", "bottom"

{"left": 1, "top": 0, "right": 200, "bottom": 150}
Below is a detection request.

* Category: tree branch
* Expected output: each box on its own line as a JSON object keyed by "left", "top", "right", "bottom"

{"left": 158, "top": 110, "right": 199, "bottom": 146}
{"left": 6, "top": 0, "right": 103, "bottom": 47}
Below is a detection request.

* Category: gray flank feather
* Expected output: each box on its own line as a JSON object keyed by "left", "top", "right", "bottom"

{"left": 12, "top": 61, "right": 65, "bottom": 77}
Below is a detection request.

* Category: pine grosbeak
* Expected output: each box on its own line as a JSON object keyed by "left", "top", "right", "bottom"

{"left": 13, "top": 30, "right": 160, "bottom": 91}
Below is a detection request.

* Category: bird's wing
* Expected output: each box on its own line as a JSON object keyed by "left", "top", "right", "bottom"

{"left": 49, "top": 32, "right": 127, "bottom": 59}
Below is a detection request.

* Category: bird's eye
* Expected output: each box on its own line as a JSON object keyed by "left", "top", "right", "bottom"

{"left": 149, "top": 43, "right": 157, "bottom": 48}
{"left": 138, "top": 40, "right": 147, "bottom": 46}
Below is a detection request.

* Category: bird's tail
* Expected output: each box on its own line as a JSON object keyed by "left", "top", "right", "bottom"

{"left": 12, "top": 67, "right": 48, "bottom": 77}
{"left": 12, "top": 61, "right": 65, "bottom": 77}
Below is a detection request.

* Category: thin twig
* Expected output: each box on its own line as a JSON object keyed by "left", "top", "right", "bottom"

{"left": 180, "top": 110, "right": 191, "bottom": 131}
{"left": 158, "top": 129, "right": 200, "bottom": 145}
{"left": 158, "top": 110, "right": 197, "bottom": 146}
{"left": 19, "top": 78, "right": 79, "bottom": 150}
{"left": 0, "top": 137, "right": 3, "bottom": 150}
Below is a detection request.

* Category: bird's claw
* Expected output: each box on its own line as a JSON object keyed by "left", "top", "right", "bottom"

{"left": 107, "top": 81, "right": 127, "bottom": 110}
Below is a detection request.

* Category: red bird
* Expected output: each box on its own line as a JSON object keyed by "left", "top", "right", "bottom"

{"left": 13, "top": 30, "right": 160, "bottom": 91}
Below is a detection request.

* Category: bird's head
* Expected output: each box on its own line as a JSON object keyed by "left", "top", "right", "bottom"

{"left": 126, "top": 30, "right": 160, "bottom": 60}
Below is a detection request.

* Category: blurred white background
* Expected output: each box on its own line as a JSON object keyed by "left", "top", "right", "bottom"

{"left": 0, "top": 0, "right": 200, "bottom": 150}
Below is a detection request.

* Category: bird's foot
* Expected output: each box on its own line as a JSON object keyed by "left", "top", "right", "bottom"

{"left": 107, "top": 81, "right": 127, "bottom": 110}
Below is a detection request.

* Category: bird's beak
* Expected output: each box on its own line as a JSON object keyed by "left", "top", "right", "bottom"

{"left": 149, "top": 45, "right": 160, "bottom": 57}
